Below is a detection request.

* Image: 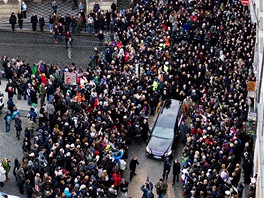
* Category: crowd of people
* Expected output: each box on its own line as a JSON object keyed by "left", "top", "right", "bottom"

{"left": 2, "top": 0, "right": 258, "bottom": 197}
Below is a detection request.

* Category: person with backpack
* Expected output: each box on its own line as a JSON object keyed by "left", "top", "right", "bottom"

{"left": 4, "top": 111, "right": 12, "bottom": 132}
{"left": 141, "top": 178, "right": 154, "bottom": 198}
{"left": 14, "top": 116, "right": 22, "bottom": 140}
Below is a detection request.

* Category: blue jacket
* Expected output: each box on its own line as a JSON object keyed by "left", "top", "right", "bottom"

{"left": 112, "top": 150, "right": 124, "bottom": 164}
{"left": 86, "top": 161, "right": 98, "bottom": 170}
{"left": 141, "top": 182, "right": 153, "bottom": 198}
{"left": 63, "top": 189, "right": 72, "bottom": 198}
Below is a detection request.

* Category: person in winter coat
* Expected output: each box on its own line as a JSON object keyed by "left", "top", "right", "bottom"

{"left": 24, "top": 179, "right": 34, "bottom": 198}
{"left": 1, "top": 158, "right": 10, "bottom": 180}
{"left": 162, "top": 157, "right": 171, "bottom": 180}
{"left": 71, "top": 15, "right": 76, "bottom": 34}
{"left": 112, "top": 171, "right": 121, "bottom": 191}
{"left": 63, "top": 187, "right": 71, "bottom": 198}
{"left": 11, "top": 106, "right": 20, "bottom": 119}
{"left": 4, "top": 111, "right": 12, "bottom": 132}
{"left": 141, "top": 178, "right": 154, "bottom": 198}
{"left": 119, "top": 179, "right": 129, "bottom": 198}
{"left": 129, "top": 156, "right": 139, "bottom": 181}
{"left": 16, "top": 166, "right": 25, "bottom": 194}
{"left": 39, "top": 15, "right": 45, "bottom": 32}
{"left": 119, "top": 158, "right": 126, "bottom": 175}
{"left": 30, "top": 86, "right": 38, "bottom": 104}
{"left": 17, "top": 11, "right": 23, "bottom": 30}
{"left": 0, "top": 163, "right": 6, "bottom": 187}
{"left": 14, "top": 117, "right": 22, "bottom": 140}
{"left": 9, "top": 12, "right": 17, "bottom": 31}
{"left": 134, "top": 122, "right": 142, "bottom": 146}
{"left": 172, "top": 159, "right": 181, "bottom": 185}
{"left": 21, "top": 1, "right": 27, "bottom": 18}
{"left": 155, "top": 178, "right": 168, "bottom": 198}
{"left": 31, "top": 13, "right": 38, "bottom": 32}
{"left": 107, "top": 185, "right": 118, "bottom": 198}
{"left": 13, "top": 158, "right": 20, "bottom": 187}
{"left": 179, "top": 120, "right": 189, "bottom": 144}
{"left": 141, "top": 119, "right": 150, "bottom": 143}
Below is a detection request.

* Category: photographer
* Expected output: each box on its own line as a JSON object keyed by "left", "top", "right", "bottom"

{"left": 141, "top": 177, "right": 154, "bottom": 198}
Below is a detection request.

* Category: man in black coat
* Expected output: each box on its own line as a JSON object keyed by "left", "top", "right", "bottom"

{"left": 31, "top": 13, "right": 38, "bottom": 32}
{"left": 17, "top": 11, "right": 23, "bottom": 30}
{"left": 39, "top": 15, "right": 45, "bottom": 32}
{"left": 172, "top": 159, "right": 181, "bottom": 185}
{"left": 129, "top": 156, "right": 139, "bottom": 181}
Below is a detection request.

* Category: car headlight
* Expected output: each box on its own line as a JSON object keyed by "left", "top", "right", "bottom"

{"left": 146, "top": 146, "right": 152, "bottom": 154}
{"left": 164, "top": 150, "right": 172, "bottom": 157}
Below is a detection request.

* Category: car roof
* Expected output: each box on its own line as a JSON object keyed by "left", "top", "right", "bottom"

{"left": 155, "top": 99, "right": 181, "bottom": 128}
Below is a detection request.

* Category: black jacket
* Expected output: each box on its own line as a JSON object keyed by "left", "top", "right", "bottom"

{"left": 31, "top": 15, "right": 38, "bottom": 24}
{"left": 17, "top": 12, "right": 23, "bottom": 21}
{"left": 9, "top": 14, "right": 17, "bottom": 24}
{"left": 173, "top": 161, "right": 181, "bottom": 175}
{"left": 129, "top": 159, "right": 139, "bottom": 171}
{"left": 39, "top": 17, "right": 45, "bottom": 26}
{"left": 163, "top": 160, "right": 171, "bottom": 172}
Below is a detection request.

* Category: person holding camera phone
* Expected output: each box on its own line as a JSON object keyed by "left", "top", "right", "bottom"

{"left": 141, "top": 177, "right": 154, "bottom": 198}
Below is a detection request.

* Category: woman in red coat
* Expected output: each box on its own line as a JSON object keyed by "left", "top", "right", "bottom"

{"left": 112, "top": 171, "right": 121, "bottom": 191}
{"left": 41, "top": 73, "right": 47, "bottom": 85}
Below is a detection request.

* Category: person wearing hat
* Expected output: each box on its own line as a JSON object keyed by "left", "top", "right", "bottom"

{"left": 155, "top": 178, "right": 167, "bottom": 198}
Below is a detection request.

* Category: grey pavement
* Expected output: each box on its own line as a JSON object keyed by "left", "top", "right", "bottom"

{"left": 0, "top": 79, "right": 29, "bottom": 197}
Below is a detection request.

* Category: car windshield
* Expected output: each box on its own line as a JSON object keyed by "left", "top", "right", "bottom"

{"left": 152, "top": 126, "right": 174, "bottom": 139}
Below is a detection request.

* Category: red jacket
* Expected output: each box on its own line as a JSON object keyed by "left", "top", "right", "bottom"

{"left": 113, "top": 173, "right": 121, "bottom": 187}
